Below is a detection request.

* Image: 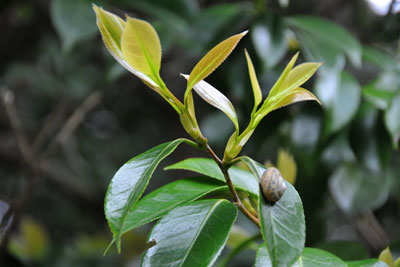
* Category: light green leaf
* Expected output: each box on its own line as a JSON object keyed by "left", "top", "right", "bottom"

{"left": 187, "top": 31, "right": 247, "bottom": 91}
{"left": 384, "top": 93, "right": 400, "bottom": 149}
{"left": 105, "top": 139, "right": 189, "bottom": 251}
{"left": 121, "top": 177, "right": 227, "bottom": 234}
{"left": 93, "top": 5, "right": 160, "bottom": 91}
{"left": 276, "top": 62, "right": 321, "bottom": 97}
{"left": 276, "top": 149, "right": 297, "bottom": 185}
{"left": 141, "top": 199, "right": 237, "bottom": 267}
{"left": 328, "top": 163, "right": 389, "bottom": 213}
{"left": 255, "top": 244, "right": 272, "bottom": 267}
{"left": 165, "top": 157, "right": 259, "bottom": 197}
{"left": 182, "top": 75, "right": 238, "bottom": 132}
{"left": 240, "top": 158, "right": 305, "bottom": 267}
{"left": 287, "top": 16, "right": 362, "bottom": 66}
{"left": 379, "top": 247, "right": 395, "bottom": 267}
{"left": 51, "top": 0, "right": 97, "bottom": 52}
{"left": 292, "top": 248, "right": 347, "bottom": 267}
{"left": 244, "top": 49, "right": 262, "bottom": 112}
{"left": 267, "top": 52, "right": 299, "bottom": 99}
{"left": 270, "top": 87, "right": 320, "bottom": 112}
{"left": 347, "top": 259, "right": 388, "bottom": 267}
{"left": 121, "top": 16, "right": 162, "bottom": 83}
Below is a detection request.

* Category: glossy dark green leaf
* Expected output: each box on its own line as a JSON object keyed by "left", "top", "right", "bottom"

{"left": 240, "top": 158, "right": 305, "bottom": 267}
{"left": 317, "top": 71, "right": 361, "bottom": 136}
{"left": 105, "top": 139, "right": 189, "bottom": 250}
{"left": 286, "top": 16, "right": 362, "bottom": 66}
{"left": 165, "top": 158, "right": 259, "bottom": 197}
{"left": 384, "top": 93, "right": 400, "bottom": 149}
{"left": 292, "top": 248, "right": 347, "bottom": 267}
{"left": 141, "top": 199, "right": 237, "bottom": 267}
{"left": 121, "top": 177, "right": 227, "bottom": 234}
{"left": 255, "top": 244, "right": 272, "bottom": 267}
{"left": 51, "top": 0, "right": 97, "bottom": 52}
{"left": 259, "top": 183, "right": 305, "bottom": 267}
{"left": 347, "top": 259, "right": 388, "bottom": 267}
{"left": 329, "top": 163, "right": 389, "bottom": 213}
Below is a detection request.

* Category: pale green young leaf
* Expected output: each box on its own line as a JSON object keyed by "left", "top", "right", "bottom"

{"left": 93, "top": 5, "right": 160, "bottom": 91}
{"left": 276, "top": 149, "right": 297, "bottom": 185}
{"left": 121, "top": 16, "right": 162, "bottom": 83}
{"left": 267, "top": 52, "right": 299, "bottom": 98}
{"left": 182, "top": 74, "right": 239, "bottom": 132}
{"left": 276, "top": 62, "right": 321, "bottom": 96}
{"left": 270, "top": 87, "right": 320, "bottom": 112}
{"left": 244, "top": 49, "right": 262, "bottom": 113}
{"left": 187, "top": 31, "right": 248, "bottom": 93}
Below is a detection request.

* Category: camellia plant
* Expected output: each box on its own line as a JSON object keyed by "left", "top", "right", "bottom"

{"left": 93, "top": 5, "right": 388, "bottom": 267}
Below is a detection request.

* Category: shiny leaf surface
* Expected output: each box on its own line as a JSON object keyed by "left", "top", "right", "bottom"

{"left": 165, "top": 157, "right": 259, "bottom": 197}
{"left": 105, "top": 139, "right": 188, "bottom": 250}
{"left": 121, "top": 177, "right": 227, "bottom": 234}
{"left": 141, "top": 199, "right": 237, "bottom": 267}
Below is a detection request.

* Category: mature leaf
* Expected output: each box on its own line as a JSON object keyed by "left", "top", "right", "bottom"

{"left": 363, "top": 46, "right": 398, "bottom": 72}
{"left": 276, "top": 149, "right": 297, "bottom": 185}
{"left": 51, "top": 0, "right": 97, "bottom": 52}
{"left": 93, "top": 5, "right": 160, "bottom": 90}
{"left": 141, "top": 199, "right": 237, "bottom": 267}
{"left": 276, "top": 62, "right": 321, "bottom": 97}
{"left": 286, "top": 16, "right": 362, "bottom": 66}
{"left": 329, "top": 163, "right": 389, "bottom": 213}
{"left": 384, "top": 94, "right": 400, "bottom": 149}
{"left": 317, "top": 71, "right": 361, "bottom": 135}
{"left": 105, "top": 139, "right": 189, "bottom": 250}
{"left": 259, "top": 182, "right": 305, "bottom": 267}
{"left": 121, "top": 177, "right": 227, "bottom": 234}
{"left": 121, "top": 16, "right": 162, "bottom": 82}
{"left": 181, "top": 75, "right": 238, "bottom": 132}
{"left": 255, "top": 244, "right": 272, "bottom": 267}
{"left": 245, "top": 50, "right": 262, "bottom": 110}
{"left": 362, "top": 82, "right": 396, "bottom": 110}
{"left": 241, "top": 158, "right": 305, "bottom": 267}
{"left": 347, "top": 259, "right": 388, "bottom": 267}
{"left": 187, "top": 31, "right": 247, "bottom": 91}
{"left": 270, "top": 87, "right": 320, "bottom": 112}
{"left": 292, "top": 248, "right": 347, "bottom": 267}
{"left": 165, "top": 157, "right": 259, "bottom": 197}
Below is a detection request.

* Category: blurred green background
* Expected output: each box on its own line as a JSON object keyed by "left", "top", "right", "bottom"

{"left": 0, "top": 0, "right": 399, "bottom": 266}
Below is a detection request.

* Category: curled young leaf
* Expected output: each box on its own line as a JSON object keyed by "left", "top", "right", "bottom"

{"left": 121, "top": 16, "right": 162, "bottom": 82}
{"left": 269, "top": 87, "right": 320, "bottom": 112}
{"left": 186, "top": 31, "right": 248, "bottom": 95}
{"left": 93, "top": 5, "right": 160, "bottom": 90}
{"left": 182, "top": 74, "right": 239, "bottom": 132}
{"left": 244, "top": 49, "right": 262, "bottom": 113}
